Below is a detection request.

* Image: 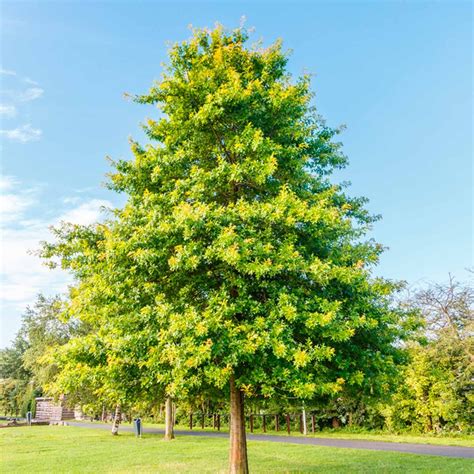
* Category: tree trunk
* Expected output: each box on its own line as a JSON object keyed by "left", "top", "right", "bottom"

{"left": 302, "top": 406, "right": 307, "bottom": 435}
{"left": 164, "top": 397, "right": 175, "bottom": 440}
{"left": 229, "top": 375, "right": 248, "bottom": 474}
{"left": 111, "top": 404, "right": 121, "bottom": 435}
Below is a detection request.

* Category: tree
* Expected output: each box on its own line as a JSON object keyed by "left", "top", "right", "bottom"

{"left": 384, "top": 276, "right": 473, "bottom": 432}
{"left": 0, "top": 295, "right": 77, "bottom": 417}
{"left": 114, "top": 25, "right": 414, "bottom": 471}
{"left": 41, "top": 223, "right": 165, "bottom": 435}
{"left": 43, "top": 25, "right": 414, "bottom": 471}
{"left": 21, "top": 295, "right": 82, "bottom": 388}
{"left": 412, "top": 274, "right": 473, "bottom": 346}
{"left": 0, "top": 334, "right": 30, "bottom": 416}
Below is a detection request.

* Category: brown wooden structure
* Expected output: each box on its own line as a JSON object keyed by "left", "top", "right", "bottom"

{"left": 34, "top": 397, "right": 75, "bottom": 422}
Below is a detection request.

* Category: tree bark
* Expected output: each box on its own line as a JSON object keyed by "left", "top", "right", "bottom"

{"left": 164, "top": 397, "right": 175, "bottom": 440}
{"left": 229, "top": 375, "right": 249, "bottom": 474}
{"left": 302, "top": 406, "right": 307, "bottom": 435}
{"left": 111, "top": 404, "right": 121, "bottom": 435}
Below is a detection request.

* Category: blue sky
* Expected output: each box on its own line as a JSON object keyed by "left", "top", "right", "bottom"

{"left": 1, "top": 1, "right": 472, "bottom": 347}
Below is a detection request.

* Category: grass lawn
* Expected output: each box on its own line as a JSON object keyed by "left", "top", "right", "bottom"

{"left": 1, "top": 426, "right": 472, "bottom": 473}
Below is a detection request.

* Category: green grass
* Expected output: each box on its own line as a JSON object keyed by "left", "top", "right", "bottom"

{"left": 302, "top": 430, "right": 474, "bottom": 447}
{"left": 1, "top": 426, "right": 472, "bottom": 473}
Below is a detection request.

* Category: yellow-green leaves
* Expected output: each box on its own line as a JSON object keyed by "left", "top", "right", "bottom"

{"left": 278, "top": 293, "right": 298, "bottom": 321}
{"left": 40, "top": 24, "right": 410, "bottom": 411}
{"left": 306, "top": 310, "right": 336, "bottom": 329}
{"left": 168, "top": 244, "right": 201, "bottom": 270}
{"left": 293, "top": 349, "right": 309, "bottom": 368}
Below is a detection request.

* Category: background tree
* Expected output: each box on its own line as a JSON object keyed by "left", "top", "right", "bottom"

{"left": 384, "top": 276, "right": 473, "bottom": 433}
{"left": 413, "top": 274, "right": 473, "bottom": 346}
{"left": 0, "top": 295, "right": 78, "bottom": 417}
{"left": 0, "top": 334, "right": 31, "bottom": 416}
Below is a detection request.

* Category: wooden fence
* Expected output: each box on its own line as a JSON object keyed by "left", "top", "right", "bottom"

{"left": 187, "top": 412, "right": 318, "bottom": 434}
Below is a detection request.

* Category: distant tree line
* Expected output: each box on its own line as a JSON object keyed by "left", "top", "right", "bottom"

{"left": 2, "top": 275, "right": 471, "bottom": 435}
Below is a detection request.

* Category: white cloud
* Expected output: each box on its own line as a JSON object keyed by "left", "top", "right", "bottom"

{"left": 0, "top": 193, "right": 34, "bottom": 223}
{"left": 0, "top": 124, "right": 42, "bottom": 142}
{"left": 1, "top": 225, "right": 65, "bottom": 301}
{"left": 0, "top": 177, "right": 113, "bottom": 347}
{"left": 0, "top": 175, "right": 18, "bottom": 191}
{"left": 62, "top": 196, "right": 81, "bottom": 205}
{"left": 18, "top": 87, "right": 44, "bottom": 102}
{"left": 0, "top": 105, "right": 16, "bottom": 117}
{"left": 0, "top": 72, "right": 43, "bottom": 145}
{"left": 56, "top": 199, "right": 111, "bottom": 226}
{"left": 0, "top": 69, "right": 16, "bottom": 76}
{"left": 0, "top": 176, "right": 36, "bottom": 222}
{"left": 23, "top": 77, "right": 39, "bottom": 86}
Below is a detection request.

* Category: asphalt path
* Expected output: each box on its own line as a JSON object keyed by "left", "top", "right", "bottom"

{"left": 67, "top": 421, "right": 474, "bottom": 459}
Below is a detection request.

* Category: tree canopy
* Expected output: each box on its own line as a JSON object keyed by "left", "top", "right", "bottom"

{"left": 39, "top": 25, "right": 419, "bottom": 471}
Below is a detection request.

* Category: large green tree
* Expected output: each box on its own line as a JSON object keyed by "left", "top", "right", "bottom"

{"left": 43, "top": 25, "right": 414, "bottom": 472}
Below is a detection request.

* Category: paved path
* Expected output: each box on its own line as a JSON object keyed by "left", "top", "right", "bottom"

{"left": 68, "top": 421, "right": 474, "bottom": 459}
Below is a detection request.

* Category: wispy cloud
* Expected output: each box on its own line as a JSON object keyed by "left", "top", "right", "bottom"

{"left": 23, "top": 77, "right": 39, "bottom": 86}
{"left": 56, "top": 199, "right": 112, "bottom": 226}
{"left": 0, "top": 176, "right": 113, "bottom": 346}
{"left": 18, "top": 87, "right": 44, "bottom": 102}
{"left": 0, "top": 124, "right": 42, "bottom": 142}
{"left": 0, "top": 105, "right": 16, "bottom": 117}
{"left": 3, "top": 87, "right": 45, "bottom": 102}
{"left": 0, "top": 70, "right": 43, "bottom": 143}
{"left": 0, "top": 175, "right": 18, "bottom": 191}
{"left": 62, "top": 196, "right": 81, "bottom": 205}
{"left": 0, "top": 68, "right": 16, "bottom": 76}
{"left": 0, "top": 193, "right": 35, "bottom": 223}
{"left": 0, "top": 175, "right": 37, "bottom": 223}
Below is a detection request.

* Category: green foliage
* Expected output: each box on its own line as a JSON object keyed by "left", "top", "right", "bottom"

{"left": 3, "top": 27, "right": 471, "bottom": 440}
{"left": 382, "top": 278, "right": 473, "bottom": 433}
{"left": 0, "top": 334, "right": 29, "bottom": 381}
{"left": 0, "top": 295, "right": 80, "bottom": 415}
{"left": 41, "top": 25, "right": 415, "bottom": 418}
{"left": 0, "top": 332, "right": 31, "bottom": 416}
{"left": 383, "top": 341, "right": 472, "bottom": 433}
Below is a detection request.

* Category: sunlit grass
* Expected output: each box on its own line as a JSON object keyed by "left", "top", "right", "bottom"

{"left": 2, "top": 426, "right": 472, "bottom": 473}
